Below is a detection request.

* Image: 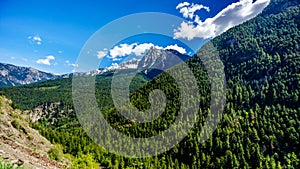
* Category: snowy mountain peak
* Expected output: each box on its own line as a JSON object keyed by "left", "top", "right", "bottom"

{"left": 0, "top": 63, "right": 59, "bottom": 87}
{"left": 0, "top": 49, "right": 190, "bottom": 87}
{"left": 107, "top": 48, "right": 190, "bottom": 71}
{"left": 137, "top": 48, "right": 190, "bottom": 70}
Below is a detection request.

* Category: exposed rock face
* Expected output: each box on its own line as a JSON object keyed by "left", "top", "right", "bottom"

{"left": 108, "top": 59, "right": 140, "bottom": 70}
{"left": 27, "top": 102, "right": 74, "bottom": 123}
{"left": 0, "top": 63, "right": 59, "bottom": 87}
{"left": 0, "top": 49, "right": 189, "bottom": 87}
{"left": 0, "top": 95, "right": 68, "bottom": 169}
{"left": 138, "top": 48, "right": 190, "bottom": 70}
{"left": 106, "top": 48, "right": 190, "bottom": 71}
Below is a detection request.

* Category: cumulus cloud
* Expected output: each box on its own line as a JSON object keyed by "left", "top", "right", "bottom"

{"left": 65, "top": 60, "right": 79, "bottom": 68}
{"left": 106, "top": 43, "right": 187, "bottom": 59}
{"left": 36, "top": 55, "right": 55, "bottom": 65}
{"left": 28, "top": 35, "right": 42, "bottom": 45}
{"left": 176, "top": 2, "right": 210, "bottom": 19}
{"left": 176, "top": 2, "right": 190, "bottom": 9}
{"left": 109, "top": 43, "right": 136, "bottom": 60}
{"left": 174, "top": 0, "right": 270, "bottom": 40}
{"left": 164, "top": 44, "right": 187, "bottom": 54}
{"left": 97, "top": 49, "right": 108, "bottom": 59}
{"left": 106, "top": 43, "right": 162, "bottom": 60}
{"left": 132, "top": 43, "right": 155, "bottom": 56}
{"left": 99, "top": 43, "right": 187, "bottom": 62}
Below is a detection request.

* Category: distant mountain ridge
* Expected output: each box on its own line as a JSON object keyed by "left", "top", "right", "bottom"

{"left": 1, "top": 0, "right": 300, "bottom": 168}
{"left": 0, "top": 63, "right": 59, "bottom": 87}
{"left": 108, "top": 48, "right": 190, "bottom": 70}
{"left": 0, "top": 48, "right": 190, "bottom": 87}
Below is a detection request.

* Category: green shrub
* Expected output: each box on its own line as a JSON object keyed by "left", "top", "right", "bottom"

{"left": 48, "top": 144, "right": 64, "bottom": 162}
{"left": 11, "top": 120, "right": 26, "bottom": 134}
{"left": 0, "top": 162, "right": 13, "bottom": 169}
{"left": 10, "top": 113, "right": 19, "bottom": 119}
{"left": 27, "top": 133, "right": 33, "bottom": 140}
{"left": 11, "top": 119, "right": 21, "bottom": 130}
{"left": 0, "top": 158, "right": 25, "bottom": 169}
{"left": 0, "top": 92, "right": 7, "bottom": 97}
{"left": 9, "top": 102, "right": 21, "bottom": 110}
{"left": 72, "top": 153, "right": 99, "bottom": 169}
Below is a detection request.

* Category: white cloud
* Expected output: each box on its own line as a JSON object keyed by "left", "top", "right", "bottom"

{"left": 177, "top": 2, "right": 210, "bottom": 19}
{"left": 133, "top": 43, "right": 155, "bottom": 56}
{"left": 33, "top": 36, "right": 42, "bottom": 42}
{"left": 28, "top": 35, "right": 42, "bottom": 45}
{"left": 154, "top": 45, "right": 164, "bottom": 50}
{"left": 109, "top": 43, "right": 136, "bottom": 60}
{"left": 164, "top": 44, "right": 187, "bottom": 54}
{"left": 176, "top": 2, "right": 190, "bottom": 9}
{"left": 174, "top": 0, "right": 270, "bottom": 40}
{"left": 107, "top": 43, "right": 156, "bottom": 60}
{"left": 36, "top": 55, "right": 55, "bottom": 66}
{"left": 47, "top": 55, "right": 55, "bottom": 60}
{"left": 65, "top": 60, "right": 79, "bottom": 68}
{"left": 105, "top": 43, "right": 188, "bottom": 68}
{"left": 104, "top": 43, "right": 187, "bottom": 61}
{"left": 97, "top": 49, "right": 108, "bottom": 59}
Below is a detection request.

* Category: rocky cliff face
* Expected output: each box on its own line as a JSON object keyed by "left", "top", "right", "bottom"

{"left": 26, "top": 102, "right": 74, "bottom": 123}
{"left": 138, "top": 48, "right": 190, "bottom": 70}
{"left": 0, "top": 95, "right": 68, "bottom": 168}
{"left": 108, "top": 48, "right": 190, "bottom": 71}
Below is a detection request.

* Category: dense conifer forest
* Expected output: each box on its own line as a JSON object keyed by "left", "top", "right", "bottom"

{"left": 1, "top": 0, "right": 299, "bottom": 168}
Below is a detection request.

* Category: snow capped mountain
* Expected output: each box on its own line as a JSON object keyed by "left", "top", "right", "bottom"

{"left": 0, "top": 63, "right": 59, "bottom": 87}
{"left": 137, "top": 48, "right": 190, "bottom": 70}
{"left": 0, "top": 48, "right": 190, "bottom": 87}
{"left": 108, "top": 59, "right": 141, "bottom": 70}
{"left": 60, "top": 68, "right": 108, "bottom": 78}
{"left": 107, "top": 48, "right": 190, "bottom": 71}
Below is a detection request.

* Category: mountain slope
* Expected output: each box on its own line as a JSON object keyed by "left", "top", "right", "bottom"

{"left": 0, "top": 48, "right": 188, "bottom": 87}
{"left": 210, "top": 0, "right": 300, "bottom": 108}
{"left": 0, "top": 94, "right": 67, "bottom": 168}
{"left": 137, "top": 48, "right": 190, "bottom": 70}
{"left": 0, "top": 0, "right": 299, "bottom": 168}
{"left": 0, "top": 63, "right": 59, "bottom": 87}
{"left": 108, "top": 48, "right": 190, "bottom": 72}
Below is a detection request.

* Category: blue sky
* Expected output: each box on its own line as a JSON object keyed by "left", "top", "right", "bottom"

{"left": 0, "top": 0, "right": 270, "bottom": 74}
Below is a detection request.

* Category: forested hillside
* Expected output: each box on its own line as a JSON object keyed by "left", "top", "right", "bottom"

{"left": 0, "top": 93, "right": 67, "bottom": 169}
{"left": 0, "top": 0, "right": 299, "bottom": 168}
